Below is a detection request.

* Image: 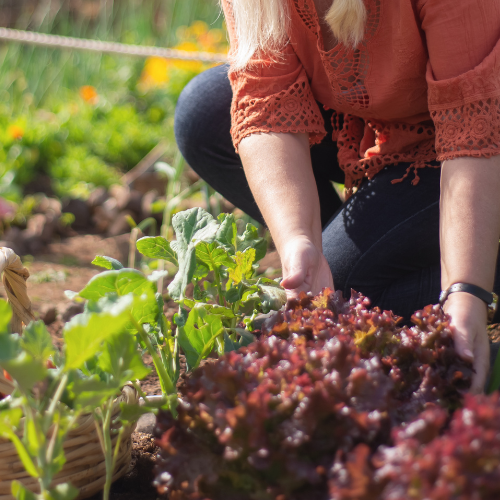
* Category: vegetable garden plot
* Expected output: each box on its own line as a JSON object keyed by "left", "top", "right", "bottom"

{"left": 2, "top": 208, "right": 500, "bottom": 500}
{"left": 154, "top": 290, "right": 500, "bottom": 500}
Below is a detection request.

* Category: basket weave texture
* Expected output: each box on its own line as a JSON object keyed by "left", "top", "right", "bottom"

{"left": 0, "top": 247, "right": 138, "bottom": 499}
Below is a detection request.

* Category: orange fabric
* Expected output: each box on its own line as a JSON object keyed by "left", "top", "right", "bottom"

{"left": 222, "top": 0, "right": 500, "bottom": 194}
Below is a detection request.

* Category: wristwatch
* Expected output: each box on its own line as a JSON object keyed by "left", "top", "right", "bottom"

{"left": 439, "top": 282, "right": 499, "bottom": 323}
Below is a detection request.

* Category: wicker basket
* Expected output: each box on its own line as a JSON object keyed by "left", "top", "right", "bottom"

{"left": 0, "top": 247, "right": 138, "bottom": 500}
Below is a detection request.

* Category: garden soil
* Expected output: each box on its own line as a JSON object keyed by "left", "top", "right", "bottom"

{"left": 1, "top": 233, "right": 498, "bottom": 500}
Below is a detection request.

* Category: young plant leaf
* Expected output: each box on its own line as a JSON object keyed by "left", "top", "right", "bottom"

{"left": 168, "top": 208, "right": 219, "bottom": 300}
{"left": 198, "top": 304, "right": 236, "bottom": 319}
{"left": 119, "top": 403, "right": 153, "bottom": 424}
{"left": 237, "top": 223, "right": 267, "bottom": 262}
{"left": 256, "top": 281, "right": 287, "bottom": 314}
{"left": 98, "top": 332, "right": 150, "bottom": 387}
{"left": 91, "top": 256, "right": 124, "bottom": 270}
{"left": 85, "top": 292, "right": 158, "bottom": 334}
{"left": 0, "top": 331, "right": 20, "bottom": 362}
{"left": 228, "top": 249, "right": 256, "bottom": 284}
{"left": 215, "top": 213, "right": 237, "bottom": 254}
{"left": 137, "top": 236, "right": 178, "bottom": 266}
{"left": 196, "top": 241, "right": 234, "bottom": 271}
{"left": 79, "top": 269, "right": 156, "bottom": 302}
{"left": 20, "top": 321, "right": 54, "bottom": 363}
{"left": 68, "top": 377, "right": 119, "bottom": 409}
{"left": 63, "top": 295, "right": 134, "bottom": 371}
{"left": 223, "top": 328, "right": 255, "bottom": 353}
{"left": 177, "top": 307, "right": 224, "bottom": 370}
{"left": 11, "top": 481, "right": 38, "bottom": 500}
{"left": 0, "top": 410, "right": 38, "bottom": 478}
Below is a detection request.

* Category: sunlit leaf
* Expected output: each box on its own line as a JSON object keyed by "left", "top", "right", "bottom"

{"left": 137, "top": 236, "right": 178, "bottom": 266}
{"left": 11, "top": 480, "right": 38, "bottom": 500}
{"left": 2, "top": 352, "right": 47, "bottom": 392}
{"left": 21, "top": 321, "right": 54, "bottom": 363}
{"left": 228, "top": 249, "right": 256, "bottom": 284}
{"left": 63, "top": 296, "right": 133, "bottom": 370}
{"left": 177, "top": 307, "right": 223, "bottom": 370}
{"left": 196, "top": 241, "right": 234, "bottom": 271}
{"left": 237, "top": 223, "right": 267, "bottom": 262}
{"left": 167, "top": 208, "right": 218, "bottom": 300}
{"left": 78, "top": 269, "right": 155, "bottom": 302}
{"left": 98, "top": 332, "right": 150, "bottom": 387}
{"left": 91, "top": 255, "right": 124, "bottom": 270}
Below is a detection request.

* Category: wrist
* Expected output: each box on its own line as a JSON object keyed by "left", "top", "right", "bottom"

{"left": 443, "top": 292, "right": 488, "bottom": 324}
{"left": 276, "top": 232, "right": 322, "bottom": 258}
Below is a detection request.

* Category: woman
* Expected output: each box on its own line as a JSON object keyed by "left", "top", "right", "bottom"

{"left": 175, "top": 0, "right": 500, "bottom": 392}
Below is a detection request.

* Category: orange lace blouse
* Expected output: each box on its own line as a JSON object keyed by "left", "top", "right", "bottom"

{"left": 221, "top": 0, "right": 500, "bottom": 194}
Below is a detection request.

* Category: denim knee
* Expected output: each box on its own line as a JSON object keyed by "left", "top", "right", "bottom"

{"left": 174, "top": 64, "right": 232, "bottom": 170}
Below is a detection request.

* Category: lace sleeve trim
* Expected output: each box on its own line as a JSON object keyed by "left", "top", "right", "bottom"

{"left": 230, "top": 69, "right": 326, "bottom": 151}
{"left": 431, "top": 97, "right": 500, "bottom": 160}
{"left": 427, "top": 39, "right": 500, "bottom": 159}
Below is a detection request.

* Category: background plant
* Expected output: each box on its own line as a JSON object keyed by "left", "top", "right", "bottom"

{"left": 0, "top": 293, "right": 153, "bottom": 500}
{"left": 65, "top": 208, "right": 285, "bottom": 407}
{"left": 0, "top": 0, "right": 227, "bottom": 218}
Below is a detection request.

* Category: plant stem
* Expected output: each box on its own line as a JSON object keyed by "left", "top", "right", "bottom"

{"left": 45, "top": 373, "right": 69, "bottom": 427}
{"left": 130, "top": 315, "right": 176, "bottom": 395}
{"left": 213, "top": 267, "right": 224, "bottom": 306}
{"left": 158, "top": 153, "right": 185, "bottom": 294}
{"left": 128, "top": 227, "right": 140, "bottom": 269}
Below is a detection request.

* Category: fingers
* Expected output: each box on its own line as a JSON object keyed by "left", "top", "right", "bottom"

{"left": 281, "top": 268, "right": 307, "bottom": 291}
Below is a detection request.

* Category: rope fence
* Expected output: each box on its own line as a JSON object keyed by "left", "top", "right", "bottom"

{"left": 0, "top": 27, "right": 228, "bottom": 63}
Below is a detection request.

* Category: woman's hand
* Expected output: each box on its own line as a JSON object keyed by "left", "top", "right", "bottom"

{"left": 440, "top": 156, "right": 500, "bottom": 395}
{"left": 443, "top": 292, "right": 490, "bottom": 393}
{"left": 279, "top": 236, "right": 334, "bottom": 299}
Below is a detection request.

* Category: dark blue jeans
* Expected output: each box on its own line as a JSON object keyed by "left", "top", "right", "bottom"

{"left": 175, "top": 64, "right": 500, "bottom": 324}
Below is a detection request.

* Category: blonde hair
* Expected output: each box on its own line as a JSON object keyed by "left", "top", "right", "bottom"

{"left": 228, "top": 0, "right": 367, "bottom": 70}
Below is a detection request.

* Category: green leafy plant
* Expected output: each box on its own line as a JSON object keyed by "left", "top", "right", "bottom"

{"left": 75, "top": 208, "right": 285, "bottom": 409}
{"left": 0, "top": 294, "right": 152, "bottom": 500}
{"left": 137, "top": 207, "right": 286, "bottom": 371}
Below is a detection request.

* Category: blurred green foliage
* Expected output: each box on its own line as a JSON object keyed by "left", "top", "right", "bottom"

{"left": 0, "top": 0, "right": 226, "bottom": 203}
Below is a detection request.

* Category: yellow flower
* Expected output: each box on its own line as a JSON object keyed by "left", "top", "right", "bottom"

{"left": 139, "top": 57, "right": 170, "bottom": 89}
{"left": 8, "top": 125, "right": 24, "bottom": 140}
{"left": 79, "top": 85, "right": 99, "bottom": 104}
{"left": 189, "top": 20, "right": 209, "bottom": 37}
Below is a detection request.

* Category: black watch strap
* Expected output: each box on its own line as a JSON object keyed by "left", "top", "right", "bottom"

{"left": 439, "top": 282, "right": 498, "bottom": 323}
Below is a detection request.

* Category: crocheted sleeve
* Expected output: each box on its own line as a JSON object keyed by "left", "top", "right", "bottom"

{"left": 220, "top": 0, "right": 326, "bottom": 152}
{"left": 419, "top": 0, "right": 500, "bottom": 161}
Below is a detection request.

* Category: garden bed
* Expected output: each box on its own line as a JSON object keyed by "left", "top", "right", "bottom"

{"left": 2, "top": 232, "right": 498, "bottom": 500}
{"left": 0, "top": 229, "right": 282, "bottom": 500}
